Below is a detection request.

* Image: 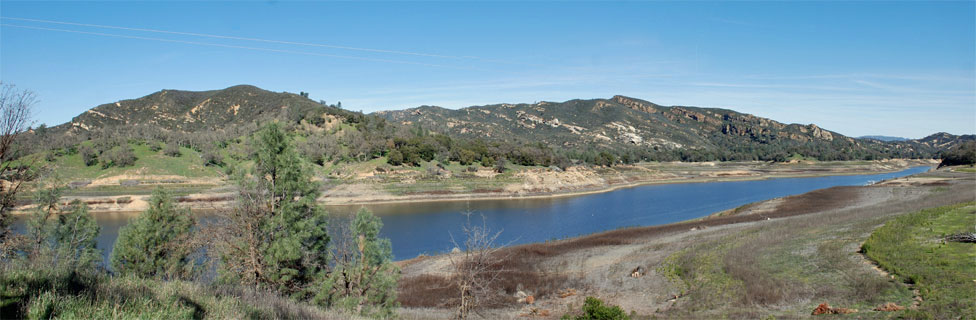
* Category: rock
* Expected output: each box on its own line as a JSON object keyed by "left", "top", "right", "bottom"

{"left": 833, "top": 307, "right": 857, "bottom": 314}
{"left": 558, "top": 288, "right": 577, "bottom": 298}
{"left": 874, "top": 302, "right": 906, "bottom": 311}
{"left": 812, "top": 303, "right": 858, "bottom": 315}
{"left": 812, "top": 303, "right": 832, "bottom": 315}
{"left": 450, "top": 247, "right": 461, "bottom": 254}
{"left": 631, "top": 266, "right": 645, "bottom": 278}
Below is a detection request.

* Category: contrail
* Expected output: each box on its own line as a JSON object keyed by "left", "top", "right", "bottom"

{"left": 1, "top": 16, "right": 478, "bottom": 60}
{"left": 1, "top": 23, "right": 490, "bottom": 70}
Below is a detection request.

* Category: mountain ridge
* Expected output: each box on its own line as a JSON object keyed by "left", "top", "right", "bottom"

{"left": 35, "top": 85, "right": 974, "bottom": 162}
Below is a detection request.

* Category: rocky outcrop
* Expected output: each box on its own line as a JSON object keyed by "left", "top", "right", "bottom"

{"left": 612, "top": 95, "right": 658, "bottom": 114}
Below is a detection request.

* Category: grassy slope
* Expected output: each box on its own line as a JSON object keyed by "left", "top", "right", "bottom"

{"left": 653, "top": 189, "right": 973, "bottom": 318}
{"left": 42, "top": 142, "right": 221, "bottom": 182}
{"left": 862, "top": 202, "right": 976, "bottom": 319}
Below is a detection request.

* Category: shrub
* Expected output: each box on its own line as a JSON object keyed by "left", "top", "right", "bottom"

{"left": 202, "top": 150, "right": 224, "bottom": 167}
{"left": 163, "top": 142, "right": 181, "bottom": 157}
{"left": 79, "top": 145, "right": 98, "bottom": 167}
{"left": 102, "top": 146, "right": 136, "bottom": 168}
{"left": 387, "top": 149, "right": 403, "bottom": 166}
{"left": 562, "top": 297, "right": 630, "bottom": 320}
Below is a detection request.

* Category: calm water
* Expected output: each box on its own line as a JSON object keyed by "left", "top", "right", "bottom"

{"left": 12, "top": 166, "right": 931, "bottom": 263}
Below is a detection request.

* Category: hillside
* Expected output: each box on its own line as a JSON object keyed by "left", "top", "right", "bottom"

{"left": 24, "top": 86, "right": 973, "bottom": 170}
{"left": 53, "top": 85, "right": 329, "bottom": 133}
{"left": 375, "top": 95, "right": 973, "bottom": 161}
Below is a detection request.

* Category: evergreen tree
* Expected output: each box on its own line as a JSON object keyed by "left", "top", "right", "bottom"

{"left": 317, "top": 208, "right": 399, "bottom": 318}
{"left": 216, "top": 122, "right": 330, "bottom": 299}
{"left": 111, "top": 188, "right": 196, "bottom": 279}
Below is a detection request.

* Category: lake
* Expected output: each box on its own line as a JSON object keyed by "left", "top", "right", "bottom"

{"left": 11, "top": 166, "right": 932, "bottom": 263}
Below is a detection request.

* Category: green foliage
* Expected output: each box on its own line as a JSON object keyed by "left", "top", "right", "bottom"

{"left": 386, "top": 149, "right": 403, "bottom": 166}
{"left": 316, "top": 208, "right": 399, "bottom": 318}
{"left": 163, "top": 141, "right": 181, "bottom": 157}
{"left": 79, "top": 145, "right": 98, "bottom": 167}
{"left": 0, "top": 266, "right": 340, "bottom": 319}
{"left": 938, "top": 141, "right": 976, "bottom": 168}
{"left": 562, "top": 296, "right": 630, "bottom": 320}
{"left": 861, "top": 202, "right": 976, "bottom": 318}
{"left": 218, "top": 122, "right": 330, "bottom": 299}
{"left": 101, "top": 146, "right": 136, "bottom": 168}
{"left": 202, "top": 150, "right": 224, "bottom": 167}
{"left": 111, "top": 188, "right": 196, "bottom": 279}
{"left": 26, "top": 198, "right": 101, "bottom": 271}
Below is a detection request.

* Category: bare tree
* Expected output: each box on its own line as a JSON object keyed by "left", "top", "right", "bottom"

{"left": 0, "top": 83, "right": 36, "bottom": 259}
{"left": 449, "top": 212, "right": 506, "bottom": 320}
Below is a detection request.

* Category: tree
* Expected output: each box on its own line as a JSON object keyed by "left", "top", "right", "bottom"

{"left": 450, "top": 213, "right": 505, "bottom": 319}
{"left": 0, "top": 83, "right": 36, "bottom": 259}
{"left": 213, "top": 122, "right": 330, "bottom": 299}
{"left": 26, "top": 199, "right": 100, "bottom": 271}
{"left": 103, "top": 146, "right": 136, "bottom": 168}
{"left": 111, "top": 188, "right": 196, "bottom": 279}
{"left": 79, "top": 145, "right": 98, "bottom": 166}
{"left": 163, "top": 141, "right": 181, "bottom": 157}
{"left": 317, "top": 208, "right": 399, "bottom": 318}
{"left": 387, "top": 149, "right": 404, "bottom": 166}
{"left": 938, "top": 141, "right": 976, "bottom": 168}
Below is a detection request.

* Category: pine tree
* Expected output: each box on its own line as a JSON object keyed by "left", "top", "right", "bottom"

{"left": 317, "top": 208, "right": 399, "bottom": 318}
{"left": 216, "top": 122, "right": 330, "bottom": 299}
{"left": 111, "top": 188, "right": 196, "bottom": 279}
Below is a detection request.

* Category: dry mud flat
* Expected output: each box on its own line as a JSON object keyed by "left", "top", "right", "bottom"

{"left": 396, "top": 169, "right": 975, "bottom": 319}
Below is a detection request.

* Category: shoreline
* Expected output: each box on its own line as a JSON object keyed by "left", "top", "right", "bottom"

{"left": 320, "top": 165, "right": 933, "bottom": 207}
{"left": 12, "top": 160, "right": 936, "bottom": 215}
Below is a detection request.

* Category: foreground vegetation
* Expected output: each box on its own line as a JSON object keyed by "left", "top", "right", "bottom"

{"left": 862, "top": 202, "right": 976, "bottom": 319}
{"left": 0, "top": 267, "right": 346, "bottom": 319}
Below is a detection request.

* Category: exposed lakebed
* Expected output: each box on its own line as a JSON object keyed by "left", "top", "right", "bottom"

{"left": 13, "top": 166, "right": 932, "bottom": 263}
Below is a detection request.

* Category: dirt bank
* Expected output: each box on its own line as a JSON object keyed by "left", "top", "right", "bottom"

{"left": 13, "top": 159, "right": 936, "bottom": 215}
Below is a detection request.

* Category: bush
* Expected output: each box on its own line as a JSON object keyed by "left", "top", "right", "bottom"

{"left": 79, "top": 145, "right": 98, "bottom": 167}
{"left": 102, "top": 146, "right": 136, "bottom": 168}
{"left": 562, "top": 297, "right": 630, "bottom": 320}
{"left": 387, "top": 149, "right": 404, "bottom": 166}
{"left": 202, "top": 151, "right": 224, "bottom": 167}
{"left": 163, "top": 142, "right": 181, "bottom": 157}
{"left": 148, "top": 143, "right": 163, "bottom": 152}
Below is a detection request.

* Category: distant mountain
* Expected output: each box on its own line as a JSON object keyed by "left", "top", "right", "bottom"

{"left": 375, "top": 95, "right": 966, "bottom": 160}
{"left": 53, "top": 85, "right": 333, "bottom": 133}
{"left": 859, "top": 135, "right": 908, "bottom": 142}
{"left": 34, "top": 86, "right": 973, "bottom": 163}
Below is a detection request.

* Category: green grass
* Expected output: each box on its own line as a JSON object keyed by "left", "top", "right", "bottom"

{"left": 952, "top": 166, "right": 976, "bottom": 173}
{"left": 0, "top": 266, "right": 349, "bottom": 319}
{"left": 42, "top": 142, "right": 222, "bottom": 183}
{"left": 861, "top": 202, "right": 976, "bottom": 319}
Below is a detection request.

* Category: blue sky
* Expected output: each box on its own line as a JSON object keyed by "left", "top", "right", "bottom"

{"left": 1, "top": 1, "right": 973, "bottom": 138}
